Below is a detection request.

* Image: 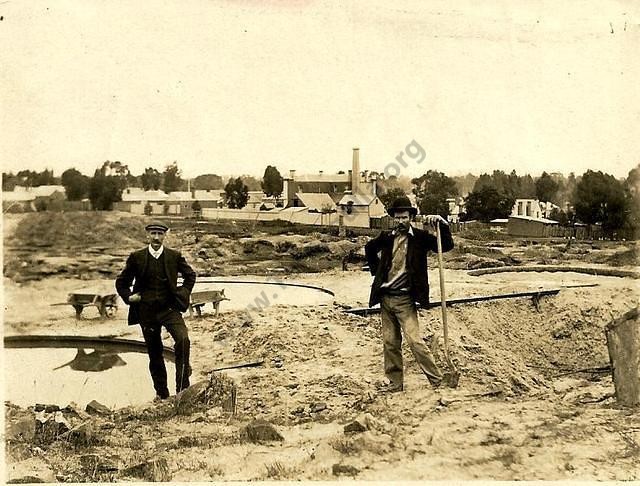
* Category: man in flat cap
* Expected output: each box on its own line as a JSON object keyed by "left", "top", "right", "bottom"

{"left": 116, "top": 221, "right": 196, "bottom": 400}
{"left": 365, "top": 196, "right": 454, "bottom": 392}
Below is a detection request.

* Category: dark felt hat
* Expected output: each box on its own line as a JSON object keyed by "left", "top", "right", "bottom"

{"left": 386, "top": 196, "right": 418, "bottom": 216}
{"left": 145, "top": 221, "right": 169, "bottom": 232}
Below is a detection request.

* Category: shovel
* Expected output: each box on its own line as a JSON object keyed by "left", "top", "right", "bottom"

{"left": 435, "top": 221, "right": 460, "bottom": 388}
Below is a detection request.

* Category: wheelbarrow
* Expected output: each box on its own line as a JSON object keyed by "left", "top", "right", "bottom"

{"left": 52, "top": 292, "right": 119, "bottom": 320}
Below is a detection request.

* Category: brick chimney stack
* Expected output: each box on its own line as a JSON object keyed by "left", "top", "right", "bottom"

{"left": 352, "top": 147, "right": 360, "bottom": 195}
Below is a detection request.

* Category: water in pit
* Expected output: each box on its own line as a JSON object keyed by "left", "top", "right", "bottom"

{"left": 5, "top": 347, "right": 174, "bottom": 409}
{"left": 194, "top": 280, "right": 334, "bottom": 311}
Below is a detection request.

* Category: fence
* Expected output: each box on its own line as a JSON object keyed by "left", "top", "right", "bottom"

{"left": 201, "top": 207, "right": 345, "bottom": 227}
{"left": 548, "top": 225, "right": 636, "bottom": 241}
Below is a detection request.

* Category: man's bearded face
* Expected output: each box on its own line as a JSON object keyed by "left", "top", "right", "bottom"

{"left": 393, "top": 211, "right": 412, "bottom": 233}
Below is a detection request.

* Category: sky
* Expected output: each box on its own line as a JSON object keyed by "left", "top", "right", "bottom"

{"left": 1, "top": 0, "right": 638, "bottom": 180}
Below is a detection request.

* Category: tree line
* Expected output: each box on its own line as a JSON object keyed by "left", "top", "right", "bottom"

{"left": 377, "top": 166, "right": 639, "bottom": 239}
{"left": 3, "top": 162, "right": 638, "bottom": 238}
{"left": 2, "top": 162, "right": 285, "bottom": 211}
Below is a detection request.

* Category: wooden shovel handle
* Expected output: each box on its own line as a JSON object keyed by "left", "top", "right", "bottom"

{"left": 436, "top": 223, "right": 452, "bottom": 364}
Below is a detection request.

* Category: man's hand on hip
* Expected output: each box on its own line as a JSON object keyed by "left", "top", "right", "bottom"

{"left": 129, "top": 293, "right": 142, "bottom": 303}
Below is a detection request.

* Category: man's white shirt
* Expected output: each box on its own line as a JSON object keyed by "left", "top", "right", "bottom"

{"left": 148, "top": 245, "right": 164, "bottom": 259}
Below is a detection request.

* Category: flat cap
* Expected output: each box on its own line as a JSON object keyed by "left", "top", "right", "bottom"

{"left": 145, "top": 221, "right": 169, "bottom": 232}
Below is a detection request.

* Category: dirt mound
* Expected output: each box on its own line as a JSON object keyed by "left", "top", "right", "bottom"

{"left": 193, "top": 286, "right": 627, "bottom": 421}
{"left": 3, "top": 213, "right": 366, "bottom": 281}
{"left": 603, "top": 245, "right": 638, "bottom": 267}
{"left": 8, "top": 212, "right": 146, "bottom": 249}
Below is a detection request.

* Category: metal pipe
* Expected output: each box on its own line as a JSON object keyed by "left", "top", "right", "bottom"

{"left": 344, "top": 289, "right": 561, "bottom": 316}
{"left": 193, "top": 278, "right": 335, "bottom": 296}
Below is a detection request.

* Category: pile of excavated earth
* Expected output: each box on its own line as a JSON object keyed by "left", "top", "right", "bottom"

{"left": 3, "top": 212, "right": 639, "bottom": 481}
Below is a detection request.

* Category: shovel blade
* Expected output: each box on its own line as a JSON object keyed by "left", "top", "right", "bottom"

{"left": 446, "top": 369, "right": 460, "bottom": 388}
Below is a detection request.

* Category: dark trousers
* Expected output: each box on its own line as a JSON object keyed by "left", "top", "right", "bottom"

{"left": 139, "top": 305, "right": 191, "bottom": 398}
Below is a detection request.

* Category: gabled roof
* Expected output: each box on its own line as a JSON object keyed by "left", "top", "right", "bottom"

{"left": 122, "top": 187, "right": 146, "bottom": 195}
{"left": 509, "top": 215, "right": 558, "bottom": 224}
{"left": 193, "top": 190, "right": 223, "bottom": 201}
{"left": 121, "top": 190, "right": 168, "bottom": 201}
{"left": 295, "top": 192, "right": 336, "bottom": 211}
{"left": 539, "top": 201, "right": 560, "bottom": 210}
{"left": 3, "top": 185, "right": 66, "bottom": 201}
{"left": 10, "top": 185, "right": 65, "bottom": 197}
{"left": 291, "top": 173, "right": 350, "bottom": 183}
{"left": 2, "top": 191, "right": 34, "bottom": 202}
{"left": 247, "top": 191, "right": 265, "bottom": 202}
{"left": 31, "top": 185, "right": 66, "bottom": 196}
{"left": 277, "top": 206, "right": 308, "bottom": 214}
{"left": 167, "top": 191, "right": 193, "bottom": 201}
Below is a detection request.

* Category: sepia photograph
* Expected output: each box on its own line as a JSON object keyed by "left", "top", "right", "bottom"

{"left": 2, "top": 0, "right": 639, "bottom": 482}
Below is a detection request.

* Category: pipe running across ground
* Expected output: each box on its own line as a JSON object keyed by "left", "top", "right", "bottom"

{"left": 467, "top": 265, "right": 640, "bottom": 279}
{"left": 194, "top": 277, "right": 335, "bottom": 296}
{"left": 344, "top": 289, "right": 562, "bottom": 316}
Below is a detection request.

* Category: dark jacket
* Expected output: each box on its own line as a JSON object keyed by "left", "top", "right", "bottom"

{"left": 115, "top": 247, "right": 197, "bottom": 325}
{"left": 365, "top": 225, "right": 454, "bottom": 307}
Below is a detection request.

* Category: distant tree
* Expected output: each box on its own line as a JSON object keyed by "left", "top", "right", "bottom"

{"left": 141, "top": 167, "right": 162, "bottom": 190}
{"left": 412, "top": 170, "right": 458, "bottom": 217}
{"left": 60, "top": 168, "right": 90, "bottom": 201}
{"left": 573, "top": 170, "right": 627, "bottom": 236}
{"left": 451, "top": 173, "right": 478, "bottom": 197}
{"left": 241, "top": 175, "right": 262, "bottom": 191}
{"left": 192, "top": 174, "right": 224, "bottom": 190}
{"left": 14, "top": 170, "right": 34, "bottom": 187}
{"left": 549, "top": 207, "right": 569, "bottom": 225}
{"left": 101, "top": 161, "right": 129, "bottom": 179}
{"left": 224, "top": 177, "right": 249, "bottom": 209}
{"left": 2, "top": 172, "right": 18, "bottom": 191}
{"left": 624, "top": 164, "right": 640, "bottom": 236}
{"left": 261, "top": 165, "right": 284, "bottom": 197}
{"left": 88, "top": 173, "right": 121, "bottom": 210}
{"left": 535, "top": 172, "right": 560, "bottom": 203}
{"left": 162, "top": 162, "right": 183, "bottom": 193}
{"left": 38, "top": 169, "right": 57, "bottom": 186}
{"left": 472, "top": 173, "right": 493, "bottom": 192}
{"left": 379, "top": 187, "right": 407, "bottom": 211}
{"left": 464, "top": 185, "right": 515, "bottom": 222}
{"left": 126, "top": 173, "right": 140, "bottom": 187}
{"left": 377, "top": 174, "right": 414, "bottom": 195}
{"left": 557, "top": 172, "right": 578, "bottom": 207}
{"left": 13, "top": 169, "right": 57, "bottom": 187}
{"left": 517, "top": 174, "right": 536, "bottom": 199}
{"left": 88, "top": 161, "right": 127, "bottom": 210}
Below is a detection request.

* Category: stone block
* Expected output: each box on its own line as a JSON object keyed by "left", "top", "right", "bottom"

{"left": 240, "top": 419, "right": 284, "bottom": 443}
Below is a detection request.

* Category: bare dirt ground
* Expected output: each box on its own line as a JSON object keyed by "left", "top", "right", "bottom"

{"left": 3, "top": 212, "right": 640, "bottom": 482}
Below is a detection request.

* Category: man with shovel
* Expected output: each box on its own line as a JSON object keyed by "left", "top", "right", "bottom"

{"left": 365, "top": 196, "right": 455, "bottom": 392}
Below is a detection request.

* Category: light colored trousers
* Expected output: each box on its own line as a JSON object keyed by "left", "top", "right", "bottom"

{"left": 381, "top": 294, "right": 443, "bottom": 387}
